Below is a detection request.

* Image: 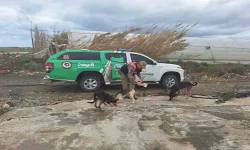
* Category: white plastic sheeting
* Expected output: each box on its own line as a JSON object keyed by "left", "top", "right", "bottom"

{"left": 165, "top": 37, "right": 250, "bottom": 63}
{"left": 69, "top": 30, "right": 250, "bottom": 63}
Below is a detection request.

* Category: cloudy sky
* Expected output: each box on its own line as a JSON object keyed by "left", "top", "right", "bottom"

{"left": 0, "top": 0, "right": 249, "bottom": 47}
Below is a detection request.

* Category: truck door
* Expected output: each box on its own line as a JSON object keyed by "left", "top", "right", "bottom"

{"left": 129, "top": 53, "right": 160, "bottom": 82}
{"left": 111, "top": 57, "right": 125, "bottom": 80}
{"left": 104, "top": 53, "right": 127, "bottom": 81}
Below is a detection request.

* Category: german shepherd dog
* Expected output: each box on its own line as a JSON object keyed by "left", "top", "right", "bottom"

{"left": 88, "top": 89, "right": 136, "bottom": 111}
{"left": 88, "top": 89, "right": 118, "bottom": 111}
{"left": 167, "top": 81, "right": 198, "bottom": 101}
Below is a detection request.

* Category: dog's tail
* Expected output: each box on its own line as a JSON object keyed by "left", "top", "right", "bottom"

{"left": 192, "top": 82, "right": 198, "bottom": 86}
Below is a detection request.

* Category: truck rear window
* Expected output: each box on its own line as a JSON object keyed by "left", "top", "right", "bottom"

{"left": 105, "top": 53, "right": 127, "bottom": 62}
{"left": 58, "top": 52, "right": 100, "bottom": 60}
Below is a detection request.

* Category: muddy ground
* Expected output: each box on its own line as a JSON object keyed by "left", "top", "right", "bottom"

{"left": 1, "top": 73, "right": 250, "bottom": 108}
{"left": 1, "top": 73, "right": 250, "bottom": 150}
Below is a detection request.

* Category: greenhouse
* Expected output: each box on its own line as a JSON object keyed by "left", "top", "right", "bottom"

{"left": 165, "top": 37, "right": 250, "bottom": 63}
{"left": 69, "top": 30, "right": 250, "bottom": 64}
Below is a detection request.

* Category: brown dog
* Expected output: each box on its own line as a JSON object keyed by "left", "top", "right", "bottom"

{"left": 115, "top": 89, "right": 136, "bottom": 103}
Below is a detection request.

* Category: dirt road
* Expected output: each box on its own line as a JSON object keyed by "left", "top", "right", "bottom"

{"left": 1, "top": 73, "right": 250, "bottom": 108}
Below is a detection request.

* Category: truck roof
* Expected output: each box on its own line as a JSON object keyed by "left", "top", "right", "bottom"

{"left": 62, "top": 49, "right": 128, "bottom": 53}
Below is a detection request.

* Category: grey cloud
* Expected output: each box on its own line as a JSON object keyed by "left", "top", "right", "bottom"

{"left": 34, "top": 0, "right": 250, "bottom": 36}
{"left": 70, "top": 0, "right": 250, "bottom": 36}
{"left": 1, "top": 0, "right": 250, "bottom": 46}
{"left": 188, "top": 26, "right": 243, "bottom": 37}
{"left": 207, "top": 0, "right": 244, "bottom": 6}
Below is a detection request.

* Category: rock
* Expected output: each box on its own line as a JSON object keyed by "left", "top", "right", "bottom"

{"left": 0, "top": 102, "right": 13, "bottom": 116}
{"left": 2, "top": 103, "right": 10, "bottom": 110}
{"left": 1, "top": 97, "right": 250, "bottom": 150}
{"left": 191, "top": 95, "right": 218, "bottom": 99}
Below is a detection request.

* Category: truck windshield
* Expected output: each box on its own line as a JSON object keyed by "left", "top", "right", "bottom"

{"left": 130, "top": 54, "right": 157, "bottom": 65}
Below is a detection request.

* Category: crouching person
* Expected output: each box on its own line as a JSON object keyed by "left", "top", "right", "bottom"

{"left": 118, "top": 61, "right": 147, "bottom": 91}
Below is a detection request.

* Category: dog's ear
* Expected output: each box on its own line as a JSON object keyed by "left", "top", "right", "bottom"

{"left": 192, "top": 82, "right": 198, "bottom": 86}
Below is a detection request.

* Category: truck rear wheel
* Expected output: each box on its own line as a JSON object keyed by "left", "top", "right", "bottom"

{"left": 161, "top": 74, "right": 178, "bottom": 89}
{"left": 79, "top": 75, "right": 101, "bottom": 92}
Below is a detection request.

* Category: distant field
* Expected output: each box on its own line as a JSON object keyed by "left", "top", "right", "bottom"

{"left": 0, "top": 47, "right": 32, "bottom": 53}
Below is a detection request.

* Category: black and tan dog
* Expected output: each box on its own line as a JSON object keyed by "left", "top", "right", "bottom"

{"left": 167, "top": 81, "right": 198, "bottom": 101}
{"left": 88, "top": 89, "right": 118, "bottom": 111}
{"left": 88, "top": 88, "right": 136, "bottom": 111}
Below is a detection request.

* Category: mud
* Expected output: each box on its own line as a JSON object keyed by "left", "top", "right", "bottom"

{"left": 1, "top": 73, "right": 250, "bottom": 109}
{"left": 1, "top": 73, "right": 250, "bottom": 150}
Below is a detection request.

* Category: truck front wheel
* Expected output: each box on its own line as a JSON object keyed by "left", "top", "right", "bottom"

{"left": 161, "top": 74, "right": 179, "bottom": 89}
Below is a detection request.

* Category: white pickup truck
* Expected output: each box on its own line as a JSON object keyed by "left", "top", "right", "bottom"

{"left": 120, "top": 50, "right": 184, "bottom": 88}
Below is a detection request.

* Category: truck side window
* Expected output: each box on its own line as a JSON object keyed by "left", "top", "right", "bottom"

{"left": 130, "top": 54, "right": 154, "bottom": 65}
{"left": 105, "top": 53, "right": 127, "bottom": 62}
{"left": 58, "top": 52, "right": 100, "bottom": 60}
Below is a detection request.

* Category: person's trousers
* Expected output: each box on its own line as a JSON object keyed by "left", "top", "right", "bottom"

{"left": 118, "top": 71, "right": 135, "bottom": 90}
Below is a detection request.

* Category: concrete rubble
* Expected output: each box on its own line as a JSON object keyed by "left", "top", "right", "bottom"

{"left": 1, "top": 96, "right": 250, "bottom": 150}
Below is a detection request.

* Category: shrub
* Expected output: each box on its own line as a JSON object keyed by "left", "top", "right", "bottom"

{"left": 22, "top": 62, "right": 44, "bottom": 72}
{"left": 229, "top": 67, "right": 245, "bottom": 75}
{"left": 1, "top": 54, "right": 45, "bottom": 72}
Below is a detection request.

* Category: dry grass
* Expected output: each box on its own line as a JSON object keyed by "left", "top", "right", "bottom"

{"left": 32, "top": 23, "right": 194, "bottom": 59}
{"left": 69, "top": 23, "right": 195, "bottom": 59}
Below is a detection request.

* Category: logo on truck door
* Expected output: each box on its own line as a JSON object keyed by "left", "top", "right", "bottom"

{"left": 114, "top": 64, "right": 123, "bottom": 70}
{"left": 141, "top": 73, "right": 154, "bottom": 79}
{"left": 62, "top": 62, "right": 72, "bottom": 69}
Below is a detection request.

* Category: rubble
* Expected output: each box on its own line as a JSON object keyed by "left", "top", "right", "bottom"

{"left": 0, "top": 69, "right": 10, "bottom": 74}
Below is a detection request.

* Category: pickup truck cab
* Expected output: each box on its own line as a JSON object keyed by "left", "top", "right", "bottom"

{"left": 44, "top": 49, "right": 184, "bottom": 91}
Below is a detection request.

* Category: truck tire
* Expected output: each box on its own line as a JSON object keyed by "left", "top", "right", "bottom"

{"left": 79, "top": 75, "right": 101, "bottom": 92}
{"left": 161, "top": 74, "right": 179, "bottom": 89}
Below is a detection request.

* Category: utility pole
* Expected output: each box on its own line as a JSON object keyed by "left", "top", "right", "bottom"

{"left": 30, "top": 21, "right": 35, "bottom": 59}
